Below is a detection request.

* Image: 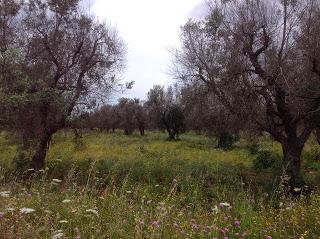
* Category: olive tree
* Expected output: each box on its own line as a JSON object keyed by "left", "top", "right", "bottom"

{"left": 145, "top": 85, "right": 185, "bottom": 140}
{"left": 173, "top": 0, "right": 320, "bottom": 186}
{"left": 0, "top": 0, "right": 125, "bottom": 169}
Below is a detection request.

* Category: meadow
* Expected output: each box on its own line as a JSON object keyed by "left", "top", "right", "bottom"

{"left": 0, "top": 131, "right": 320, "bottom": 239}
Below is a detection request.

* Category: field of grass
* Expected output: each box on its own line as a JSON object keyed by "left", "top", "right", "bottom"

{"left": 0, "top": 131, "right": 320, "bottom": 238}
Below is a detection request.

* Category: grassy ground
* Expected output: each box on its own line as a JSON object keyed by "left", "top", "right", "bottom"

{"left": 0, "top": 131, "right": 320, "bottom": 238}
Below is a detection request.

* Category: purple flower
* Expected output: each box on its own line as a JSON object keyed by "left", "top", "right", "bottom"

{"left": 234, "top": 220, "right": 241, "bottom": 227}
{"left": 151, "top": 220, "right": 160, "bottom": 228}
{"left": 266, "top": 236, "right": 272, "bottom": 239}
{"left": 219, "top": 228, "right": 226, "bottom": 235}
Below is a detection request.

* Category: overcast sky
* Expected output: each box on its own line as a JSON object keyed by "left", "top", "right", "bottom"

{"left": 90, "top": 0, "right": 207, "bottom": 101}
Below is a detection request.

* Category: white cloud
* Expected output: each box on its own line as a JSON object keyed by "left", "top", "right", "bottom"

{"left": 92, "top": 0, "right": 205, "bottom": 100}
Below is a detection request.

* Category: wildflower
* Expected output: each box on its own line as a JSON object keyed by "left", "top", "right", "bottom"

{"left": 155, "top": 184, "right": 160, "bottom": 187}
{"left": 138, "top": 219, "right": 145, "bottom": 225}
{"left": 242, "top": 231, "right": 248, "bottom": 238}
{"left": 219, "top": 202, "right": 231, "bottom": 208}
{"left": 20, "top": 208, "right": 35, "bottom": 214}
{"left": 52, "top": 230, "right": 64, "bottom": 239}
{"left": 126, "top": 190, "right": 132, "bottom": 194}
{"left": 74, "top": 227, "right": 81, "bottom": 239}
{"left": 211, "top": 205, "right": 219, "bottom": 214}
{"left": 86, "top": 209, "right": 98, "bottom": 215}
{"left": 266, "top": 236, "right": 272, "bottom": 239}
{"left": 234, "top": 220, "right": 241, "bottom": 227}
{"left": 151, "top": 220, "right": 160, "bottom": 228}
{"left": 59, "top": 220, "right": 68, "bottom": 224}
{"left": 0, "top": 191, "right": 10, "bottom": 197}
{"left": 204, "top": 225, "right": 212, "bottom": 234}
{"left": 52, "top": 179, "right": 62, "bottom": 183}
{"left": 293, "top": 188, "right": 301, "bottom": 192}
{"left": 191, "top": 222, "right": 199, "bottom": 230}
{"left": 62, "top": 199, "right": 71, "bottom": 203}
{"left": 219, "top": 228, "right": 226, "bottom": 235}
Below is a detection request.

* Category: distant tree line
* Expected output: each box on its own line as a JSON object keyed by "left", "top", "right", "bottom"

{"left": 74, "top": 83, "right": 246, "bottom": 146}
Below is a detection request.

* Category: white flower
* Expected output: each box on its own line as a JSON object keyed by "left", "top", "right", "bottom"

{"left": 59, "top": 220, "right": 68, "bottom": 224}
{"left": 52, "top": 179, "right": 62, "bottom": 183}
{"left": 211, "top": 205, "right": 219, "bottom": 214}
{"left": 86, "top": 209, "right": 98, "bottom": 215}
{"left": 126, "top": 190, "right": 132, "bottom": 194}
{"left": 219, "top": 202, "right": 231, "bottom": 208}
{"left": 5, "top": 207, "right": 15, "bottom": 212}
{"left": 52, "top": 230, "right": 64, "bottom": 239}
{"left": 20, "top": 208, "right": 35, "bottom": 214}
{"left": 294, "top": 187, "right": 301, "bottom": 192}
{"left": 0, "top": 191, "right": 10, "bottom": 197}
{"left": 62, "top": 199, "right": 71, "bottom": 203}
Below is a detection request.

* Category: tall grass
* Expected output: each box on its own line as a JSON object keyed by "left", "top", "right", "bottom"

{"left": 0, "top": 131, "right": 320, "bottom": 238}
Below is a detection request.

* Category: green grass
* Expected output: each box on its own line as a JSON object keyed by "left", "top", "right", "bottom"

{"left": 0, "top": 131, "right": 320, "bottom": 238}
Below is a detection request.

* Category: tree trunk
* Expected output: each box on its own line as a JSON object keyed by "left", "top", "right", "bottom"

{"left": 139, "top": 126, "right": 145, "bottom": 136}
{"left": 31, "top": 133, "right": 52, "bottom": 170}
{"left": 168, "top": 130, "right": 175, "bottom": 140}
{"left": 282, "top": 140, "right": 304, "bottom": 188}
{"left": 316, "top": 128, "right": 320, "bottom": 145}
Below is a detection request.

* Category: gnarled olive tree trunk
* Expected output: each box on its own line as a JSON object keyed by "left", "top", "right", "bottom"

{"left": 31, "top": 132, "right": 52, "bottom": 170}
{"left": 281, "top": 139, "right": 304, "bottom": 187}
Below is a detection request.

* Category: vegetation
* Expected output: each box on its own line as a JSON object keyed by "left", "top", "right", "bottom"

{"left": 0, "top": 131, "right": 320, "bottom": 238}
{"left": 1, "top": 0, "right": 320, "bottom": 238}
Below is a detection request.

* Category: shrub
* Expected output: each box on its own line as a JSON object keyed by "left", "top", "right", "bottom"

{"left": 12, "top": 150, "right": 32, "bottom": 174}
{"left": 253, "top": 150, "right": 280, "bottom": 171}
{"left": 217, "top": 132, "right": 239, "bottom": 150}
{"left": 247, "top": 143, "right": 260, "bottom": 155}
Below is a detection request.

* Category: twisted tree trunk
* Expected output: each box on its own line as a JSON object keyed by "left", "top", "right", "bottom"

{"left": 31, "top": 132, "right": 52, "bottom": 170}
{"left": 281, "top": 139, "right": 304, "bottom": 187}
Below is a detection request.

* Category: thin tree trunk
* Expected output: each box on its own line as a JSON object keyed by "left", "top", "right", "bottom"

{"left": 31, "top": 133, "right": 52, "bottom": 170}
{"left": 139, "top": 126, "right": 145, "bottom": 136}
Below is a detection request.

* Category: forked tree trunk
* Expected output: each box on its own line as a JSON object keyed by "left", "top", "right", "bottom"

{"left": 281, "top": 140, "right": 304, "bottom": 188}
{"left": 31, "top": 133, "right": 52, "bottom": 170}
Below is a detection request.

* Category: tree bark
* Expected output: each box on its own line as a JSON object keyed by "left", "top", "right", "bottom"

{"left": 139, "top": 126, "right": 145, "bottom": 136}
{"left": 316, "top": 128, "right": 320, "bottom": 145}
{"left": 281, "top": 140, "right": 304, "bottom": 188}
{"left": 31, "top": 133, "right": 52, "bottom": 170}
